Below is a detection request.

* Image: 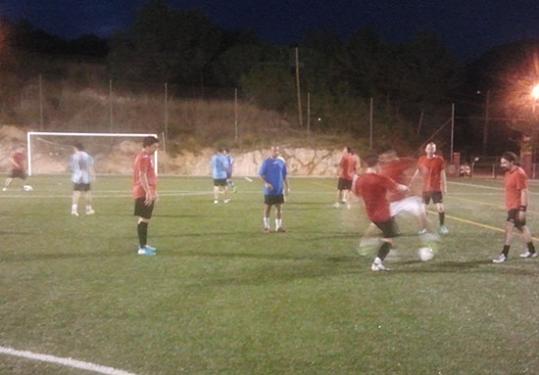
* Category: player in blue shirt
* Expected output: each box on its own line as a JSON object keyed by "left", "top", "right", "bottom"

{"left": 70, "top": 143, "right": 96, "bottom": 216}
{"left": 259, "top": 146, "right": 289, "bottom": 232}
{"left": 211, "top": 147, "right": 231, "bottom": 204}
{"left": 224, "top": 148, "right": 236, "bottom": 193}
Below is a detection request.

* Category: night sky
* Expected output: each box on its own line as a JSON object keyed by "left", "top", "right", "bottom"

{"left": 2, "top": 0, "right": 539, "bottom": 59}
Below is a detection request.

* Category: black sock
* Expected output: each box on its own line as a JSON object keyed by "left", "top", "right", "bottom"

{"left": 502, "top": 245, "right": 510, "bottom": 257}
{"left": 527, "top": 242, "right": 535, "bottom": 253}
{"left": 137, "top": 222, "right": 148, "bottom": 248}
{"left": 439, "top": 212, "right": 445, "bottom": 226}
{"left": 377, "top": 242, "right": 391, "bottom": 261}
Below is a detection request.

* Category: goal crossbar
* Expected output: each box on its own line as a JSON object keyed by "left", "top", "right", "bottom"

{"left": 27, "top": 131, "right": 159, "bottom": 176}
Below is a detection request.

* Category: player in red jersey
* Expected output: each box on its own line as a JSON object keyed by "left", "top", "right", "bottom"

{"left": 3, "top": 144, "right": 30, "bottom": 191}
{"left": 353, "top": 154, "right": 408, "bottom": 271}
{"left": 492, "top": 152, "right": 536, "bottom": 263}
{"left": 334, "top": 146, "right": 358, "bottom": 208}
{"left": 380, "top": 150, "right": 431, "bottom": 233}
{"left": 410, "top": 142, "right": 448, "bottom": 234}
{"left": 133, "top": 136, "right": 159, "bottom": 256}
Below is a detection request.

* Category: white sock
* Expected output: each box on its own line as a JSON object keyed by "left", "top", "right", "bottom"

{"left": 263, "top": 217, "right": 270, "bottom": 228}
{"left": 86, "top": 205, "right": 92, "bottom": 210}
{"left": 275, "top": 218, "right": 282, "bottom": 228}
{"left": 71, "top": 204, "right": 77, "bottom": 212}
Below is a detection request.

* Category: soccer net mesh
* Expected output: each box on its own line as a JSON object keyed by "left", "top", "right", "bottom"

{"left": 27, "top": 132, "right": 159, "bottom": 176}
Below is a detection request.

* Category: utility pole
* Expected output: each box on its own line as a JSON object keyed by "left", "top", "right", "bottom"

{"left": 164, "top": 82, "right": 168, "bottom": 152}
{"left": 482, "top": 90, "right": 490, "bottom": 156}
{"left": 369, "top": 97, "right": 374, "bottom": 149}
{"left": 38, "top": 74, "right": 44, "bottom": 130}
{"left": 450, "top": 103, "right": 455, "bottom": 163}
{"left": 109, "top": 79, "right": 113, "bottom": 132}
{"left": 295, "top": 47, "right": 303, "bottom": 128}
{"left": 234, "top": 88, "right": 239, "bottom": 142}
{"left": 306, "top": 92, "right": 311, "bottom": 136}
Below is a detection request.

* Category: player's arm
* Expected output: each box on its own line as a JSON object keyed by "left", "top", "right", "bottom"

{"left": 518, "top": 187, "right": 528, "bottom": 221}
{"left": 139, "top": 163, "right": 155, "bottom": 206}
{"left": 408, "top": 168, "right": 420, "bottom": 187}
{"left": 9, "top": 156, "right": 21, "bottom": 169}
{"left": 441, "top": 169, "right": 447, "bottom": 194}
{"left": 259, "top": 162, "right": 273, "bottom": 190}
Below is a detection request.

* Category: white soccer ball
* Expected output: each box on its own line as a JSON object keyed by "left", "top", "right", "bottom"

{"left": 418, "top": 247, "right": 434, "bottom": 262}
{"left": 23, "top": 185, "right": 33, "bottom": 192}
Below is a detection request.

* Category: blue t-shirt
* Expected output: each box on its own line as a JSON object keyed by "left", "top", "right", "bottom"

{"left": 225, "top": 155, "right": 234, "bottom": 178}
{"left": 211, "top": 153, "right": 229, "bottom": 179}
{"left": 70, "top": 151, "right": 94, "bottom": 184}
{"left": 259, "top": 157, "right": 287, "bottom": 196}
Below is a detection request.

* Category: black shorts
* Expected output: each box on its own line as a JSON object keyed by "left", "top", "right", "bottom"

{"left": 373, "top": 218, "right": 398, "bottom": 238}
{"left": 214, "top": 179, "right": 227, "bottom": 187}
{"left": 73, "top": 183, "right": 91, "bottom": 192}
{"left": 134, "top": 198, "right": 155, "bottom": 219}
{"left": 337, "top": 178, "right": 353, "bottom": 191}
{"left": 264, "top": 194, "right": 284, "bottom": 205}
{"left": 10, "top": 169, "right": 27, "bottom": 179}
{"left": 422, "top": 191, "right": 443, "bottom": 204}
{"left": 507, "top": 209, "right": 526, "bottom": 229}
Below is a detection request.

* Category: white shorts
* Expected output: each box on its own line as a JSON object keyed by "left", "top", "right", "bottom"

{"left": 390, "top": 196, "right": 425, "bottom": 217}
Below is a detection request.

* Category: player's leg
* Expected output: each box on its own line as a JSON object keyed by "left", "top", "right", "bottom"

{"left": 493, "top": 211, "right": 516, "bottom": 263}
{"left": 275, "top": 202, "right": 285, "bottom": 232}
{"left": 223, "top": 184, "right": 231, "bottom": 203}
{"left": 71, "top": 188, "right": 81, "bottom": 216}
{"left": 433, "top": 192, "right": 447, "bottom": 234}
{"left": 518, "top": 221, "right": 537, "bottom": 258}
{"left": 84, "top": 188, "right": 95, "bottom": 215}
{"left": 213, "top": 183, "right": 220, "bottom": 204}
{"left": 371, "top": 219, "right": 398, "bottom": 271}
{"left": 263, "top": 201, "right": 272, "bottom": 232}
{"left": 134, "top": 198, "right": 156, "bottom": 255}
{"left": 3, "top": 177, "right": 13, "bottom": 190}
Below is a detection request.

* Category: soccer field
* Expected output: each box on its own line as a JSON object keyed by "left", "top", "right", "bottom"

{"left": 1, "top": 176, "right": 538, "bottom": 374}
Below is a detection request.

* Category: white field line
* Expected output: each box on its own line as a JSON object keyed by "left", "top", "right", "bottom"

{"left": 0, "top": 346, "right": 137, "bottom": 375}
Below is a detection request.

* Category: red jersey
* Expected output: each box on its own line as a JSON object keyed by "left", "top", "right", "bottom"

{"left": 381, "top": 158, "right": 415, "bottom": 202}
{"left": 504, "top": 166, "right": 527, "bottom": 210}
{"left": 417, "top": 155, "right": 445, "bottom": 192}
{"left": 11, "top": 151, "right": 25, "bottom": 171}
{"left": 354, "top": 172, "right": 398, "bottom": 222}
{"left": 339, "top": 154, "right": 357, "bottom": 180}
{"left": 133, "top": 151, "right": 157, "bottom": 199}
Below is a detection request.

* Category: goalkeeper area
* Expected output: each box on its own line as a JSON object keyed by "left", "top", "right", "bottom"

{"left": 26, "top": 131, "right": 159, "bottom": 176}
{"left": 1, "top": 175, "right": 538, "bottom": 373}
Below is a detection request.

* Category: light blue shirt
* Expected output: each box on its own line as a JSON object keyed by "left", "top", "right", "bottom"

{"left": 211, "top": 153, "right": 229, "bottom": 179}
{"left": 71, "top": 151, "right": 94, "bottom": 184}
{"left": 259, "top": 157, "right": 287, "bottom": 196}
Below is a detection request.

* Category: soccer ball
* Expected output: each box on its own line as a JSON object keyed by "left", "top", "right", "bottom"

{"left": 23, "top": 185, "right": 33, "bottom": 192}
{"left": 418, "top": 247, "right": 434, "bottom": 262}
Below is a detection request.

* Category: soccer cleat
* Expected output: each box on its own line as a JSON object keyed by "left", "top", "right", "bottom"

{"left": 213, "top": 200, "right": 219, "bottom": 204}
{"left": 333, "top": 202, "right": 340, "bottom": 208}
{"left": 519, "top": 250, "right": 538, "bottom": 258}
{"left": 2, "top": 187, "right": 7, "bottom": 191}
{"left": 439, "top": 225, "right": 449, "bottom": 235}
{"left": 417, "top": 228, "right": 427, "bottom": 235}
{"left": 492, "top": 254, "right": 507, "bottom": 263}
{"left": 371, "top": 257, "right": 388, "bottom": 271}
{"left": 137, "top": 247, "right": 156, "bottom": 256}
{"left": 144, "top": 244, "right": 157, "bottom": 252}
{"left": 71, "top": 210, "right": 79, "bottom": 217}
{"left": 263, "top": 227, "right": 271, "bottom": 233}
{"left": 276, "top": 226, "right": 286, "bottom": 233}
{"left": 224, "top": 199, "right": 231, "bottom": 204}
{"left": 85, "top": 208, "right": 95, "bottom": 215}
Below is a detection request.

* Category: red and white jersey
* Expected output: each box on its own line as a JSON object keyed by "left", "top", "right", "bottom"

{"left": 417, "top": 155, "right": 445, "bottom": 192}
{"left": 353, "top": 172, "right": 398, "bottom": 223}
{"left": 133, "top": 151, "right": 157, "bottom": 199}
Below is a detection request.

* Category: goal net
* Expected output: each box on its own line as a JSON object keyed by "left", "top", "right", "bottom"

{"left": 27, "top": 132, "right": 159, "bottom": 176}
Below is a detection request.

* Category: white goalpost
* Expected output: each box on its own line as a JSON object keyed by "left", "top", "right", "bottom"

{"left": 26, "top": 131, "right": 159, "bottom": 176}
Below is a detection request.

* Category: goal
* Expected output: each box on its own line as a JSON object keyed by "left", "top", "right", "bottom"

{"left": 26, "top": 131, "right": 159, "bottom": 176}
